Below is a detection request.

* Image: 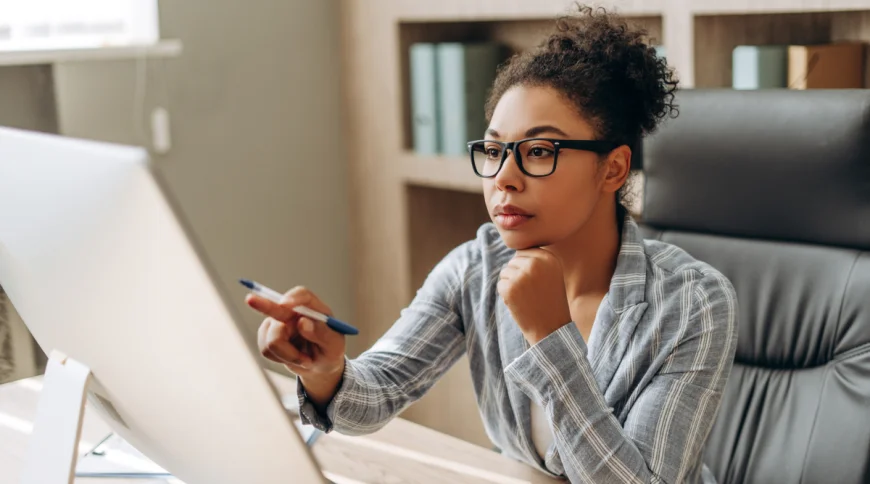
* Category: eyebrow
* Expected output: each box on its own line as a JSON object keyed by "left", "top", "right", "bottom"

{"left": 485, "top": 125, "right": 571, "bottom": 139}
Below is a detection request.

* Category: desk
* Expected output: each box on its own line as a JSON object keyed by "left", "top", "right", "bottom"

{"left": 0, "top": 371, "right": 562, "bottom": 484}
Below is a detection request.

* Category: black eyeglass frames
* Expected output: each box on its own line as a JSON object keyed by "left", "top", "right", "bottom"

{"left": 466, "top": 138, "right": 618, "bottom": 178}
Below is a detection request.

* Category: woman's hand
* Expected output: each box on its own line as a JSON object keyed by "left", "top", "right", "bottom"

{"left": 498, "top": 248, "right": 572, "bottom": 345}
{"left": 247, "top": 286, "right": 345, "bottom": 408}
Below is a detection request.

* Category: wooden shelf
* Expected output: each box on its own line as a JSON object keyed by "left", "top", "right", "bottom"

{"left": 0, "top": 40, "right": 182, "bottom": 67}
{"left": 693, "top": 10, "right": 870, "bottom": 88}
{"left": 691, "top": 0, "right": 870, "bottom": 15}
{"left": 400, "top": 153, "right": 483, "bottom": 193}
{"left": 393, "top": 0, "right": 664, "bottom": 21}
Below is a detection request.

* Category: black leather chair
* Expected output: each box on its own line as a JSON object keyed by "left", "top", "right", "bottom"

{"left": 639, "top": 89, "right": 870, "bottom": 484}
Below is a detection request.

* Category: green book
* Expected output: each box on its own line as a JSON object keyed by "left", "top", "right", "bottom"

{"left": 732, "top": 45, "right": 788, "bottom": 89}
{"left": 436, "top": 42, "right": 506, "bottom": 156}
{"left": 410, "top": 43, "right": 440, "bottom": 155}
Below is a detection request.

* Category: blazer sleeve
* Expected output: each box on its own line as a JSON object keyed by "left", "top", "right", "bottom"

{"left": 504, "top": 271, "right": 738, "bottom": 483}
{"left": 297, "top": 242, "right": 474, "bottom": 435}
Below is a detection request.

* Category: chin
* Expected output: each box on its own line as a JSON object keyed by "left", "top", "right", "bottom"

{"left": 497, "top": 229, "right": 549, "bottom": 250}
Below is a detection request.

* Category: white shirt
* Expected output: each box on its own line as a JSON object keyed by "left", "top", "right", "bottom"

{"left": 529, "top": 401, "right": 553, "bottom": 460}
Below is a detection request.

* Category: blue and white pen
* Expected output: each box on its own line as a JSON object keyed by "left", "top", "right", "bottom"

{"left": 239, "top": 279, "right": 359, "bottom": 336}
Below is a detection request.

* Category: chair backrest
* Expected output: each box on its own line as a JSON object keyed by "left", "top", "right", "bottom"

{"left": 639, "top": 89, "right": 870, "bottom": 484}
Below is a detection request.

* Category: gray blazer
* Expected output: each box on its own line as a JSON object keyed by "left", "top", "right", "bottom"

{"left": 299, "top": 216, "right": 739, "bottom": 483}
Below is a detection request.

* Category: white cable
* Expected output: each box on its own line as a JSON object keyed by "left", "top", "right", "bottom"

{"left": 133, "top": 43, "right": 148, "bottom": 149}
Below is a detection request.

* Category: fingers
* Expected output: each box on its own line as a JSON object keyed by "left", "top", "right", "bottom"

{"left": 265, "top": 320, "right": 302, "bottom": 363}
{"left": 281, "top": 286, "right": 333, "bottom": 316}
{"left": 257, "top": 316, "right": 268, "bottom": 350}
{"left": 246, "top": 294, "right": 296, "bottom": 322}
{"left": 500, "top": 264, "right": 519, "bottom": 280}
{"left": 507, "top": 250, "right": 563, "bottom": 278}
{"left": 297, "top": 316, "right": 343, "bottom": 349}
{"left": 249, "top": 286, "right": 343, "bottom": 371}
{"left": 261, "top": 319, "right": 312, "bottom": 367}
{"left": 245, "top": 286, "right": 333, "bottom": 322}
{"left": 514, "top": 247, "right": 563, "bottom": 267}
{"left": 513, "top": 247, "right": 549, "bottom": 258}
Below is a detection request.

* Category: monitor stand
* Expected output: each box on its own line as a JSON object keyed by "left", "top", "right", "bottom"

{"left": 20, "top": 351, "right": 328, "bottom": 483}
{"left": 21, "top": 350, "right": 92, "bottom": 484}
{"left": 20, "top": 350, "right": 179, "bottom": 482}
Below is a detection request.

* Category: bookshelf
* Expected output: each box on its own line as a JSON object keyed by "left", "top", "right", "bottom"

{"left": 694, "top": 12, "right": 870, "bottom": 88}
{"left": 340, "top": 0, "right": 870, "bottom": 447}
{"left": 399, "top": 17, "right": 662, "bottom": 151}
{"left": 689, "top": 0, "right": 870, "bottom": 15}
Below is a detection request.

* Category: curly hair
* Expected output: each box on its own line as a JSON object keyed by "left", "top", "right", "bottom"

{"left": 485, "top": 4, "right": 679, "bottom": 211}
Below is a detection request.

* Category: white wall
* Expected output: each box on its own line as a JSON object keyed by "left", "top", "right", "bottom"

{"left": 52, "top": 0, "right": 354, "bottom": 359}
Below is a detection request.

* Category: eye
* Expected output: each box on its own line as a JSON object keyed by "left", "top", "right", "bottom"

{"left": 526, "top": 145, "right": 554, "bottom": 157}
{"left": 486, "top": 147, "right": 502, "bottom": 158}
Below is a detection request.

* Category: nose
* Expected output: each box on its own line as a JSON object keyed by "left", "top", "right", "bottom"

{"left": 493, "top": 148, "right": 524, "bottom": 192}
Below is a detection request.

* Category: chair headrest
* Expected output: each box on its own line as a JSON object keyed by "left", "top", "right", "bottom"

{"left": 641, "top": 89, "right": 870, "bottom": 250}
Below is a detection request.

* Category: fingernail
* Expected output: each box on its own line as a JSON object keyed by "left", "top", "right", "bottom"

{"left": 302, "top": 319, "right": 313, "bottom": 332}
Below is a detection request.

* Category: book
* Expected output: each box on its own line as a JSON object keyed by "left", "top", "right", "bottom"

{"left": 436, "top": 42, "right": 506, "bottom": 156}
{"left": 788, "top": 42, "right": 865, "bottom": 89}
{"left": 409, "top": 43, "right": 440, "bottom": 155}
{"left": 732, "top": 45, "right": 788, "bottom": 89}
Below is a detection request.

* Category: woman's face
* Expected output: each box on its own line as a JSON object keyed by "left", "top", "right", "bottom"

{"left": 482, "top": 85, "right": 622, "bottom": 250}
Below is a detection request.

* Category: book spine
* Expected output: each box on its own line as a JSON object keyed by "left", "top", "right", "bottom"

{"left": 462, "top": 43, "right": 504, "bottom": 145}
{"left": 410, "top": 43, "right": 440, "bottom": 155}
{"left": 789, "top": 42, "right": 864, "bottom": 89}
{"left": 436, "top": 43, "right": 468, "bottom": 156}
{"left": 732, "top": 45, "right": 787, "bottom": 89}
{"left": 788, "top": 45, "right": 809, "bottom": 90}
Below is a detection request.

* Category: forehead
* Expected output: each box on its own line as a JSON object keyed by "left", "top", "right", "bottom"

{"left": 488, "top": 85, "right": 595, "bottom": 138}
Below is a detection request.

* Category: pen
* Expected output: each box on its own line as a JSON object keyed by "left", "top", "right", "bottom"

{"left": 239, "top": 279, "right": 359, "bottom": 335}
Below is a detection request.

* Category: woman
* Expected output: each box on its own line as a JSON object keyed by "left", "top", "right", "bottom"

{"left": 247, "top": 6, "right": 738, "bottom": 483}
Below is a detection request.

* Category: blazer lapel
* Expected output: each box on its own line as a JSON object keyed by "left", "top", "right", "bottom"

{"left": 586, "top": 215, "right": 650, "bottom": 397}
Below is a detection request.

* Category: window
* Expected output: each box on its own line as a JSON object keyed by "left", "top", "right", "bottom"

{"left": 0, "top": 0, "right": 159, "bottom": 51}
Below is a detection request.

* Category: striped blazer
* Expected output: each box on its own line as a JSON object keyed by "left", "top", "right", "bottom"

{"left": 298, "top": 215, "right": 739, "bottom": 483}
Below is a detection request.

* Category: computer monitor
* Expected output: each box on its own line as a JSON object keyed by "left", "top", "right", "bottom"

{"left": 0, "top": 127, "right": 327, "bottom": 483}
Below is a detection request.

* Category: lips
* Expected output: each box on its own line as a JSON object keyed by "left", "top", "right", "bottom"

{"left": 493, "top": 203, "right": 533, "bottom": 229}
{"left": 497, "top": 204, "right": 532, "bottom": 216}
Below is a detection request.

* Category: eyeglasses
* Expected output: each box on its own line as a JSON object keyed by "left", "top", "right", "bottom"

{"left": 467, "top": 138, "right": 618, "bottom": 178}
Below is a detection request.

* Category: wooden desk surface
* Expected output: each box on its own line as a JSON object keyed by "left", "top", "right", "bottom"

{"left": 0, "top": 372, "right": 562, "bottom": 484}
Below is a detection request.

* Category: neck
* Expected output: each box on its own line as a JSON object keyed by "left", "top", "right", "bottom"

{"left": 545, "top": 200, "right": 622, "bottom": 300}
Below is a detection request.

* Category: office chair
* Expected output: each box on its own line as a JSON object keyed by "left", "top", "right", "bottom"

{"left": 639, "top": 89, "right": 870, "bottom": 484}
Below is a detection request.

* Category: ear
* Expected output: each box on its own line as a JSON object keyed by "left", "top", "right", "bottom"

{"left": 600, "top": 145, "right": 632, "bottom": 194}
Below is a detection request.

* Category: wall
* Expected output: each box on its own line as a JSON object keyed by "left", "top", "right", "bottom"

{"left": 0, "top": 66, "right": 58, "bottom": 133}
{"left": 51, "top": 0, "right": 354, "bottom": 360}
{"left": 0, "top": 66, "right": 57, "bottom": 382}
